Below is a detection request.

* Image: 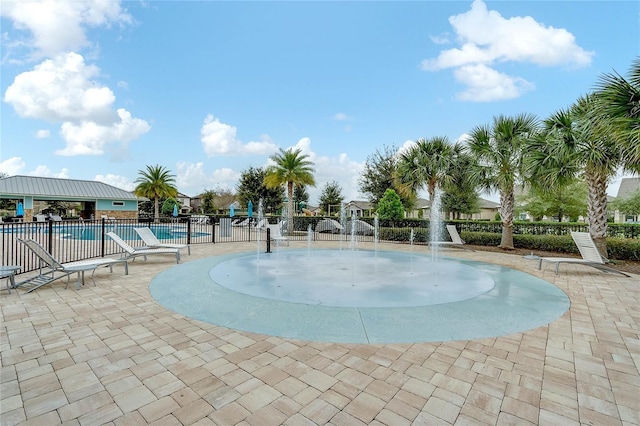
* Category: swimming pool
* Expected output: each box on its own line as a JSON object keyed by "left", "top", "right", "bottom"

{"left": 59, "top": 224, "right": 210, "bottom": 240}
{"left": 0, "top": 222, "right": 209, "bottom": 241}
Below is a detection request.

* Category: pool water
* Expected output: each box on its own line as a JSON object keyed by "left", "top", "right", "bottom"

{"left": 59, "top": 224, "right": 208, "bottom": 240}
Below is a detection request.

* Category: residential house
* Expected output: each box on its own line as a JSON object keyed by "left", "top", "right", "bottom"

{"left": 613, "top": 177, "right": 640, "bottom": 223}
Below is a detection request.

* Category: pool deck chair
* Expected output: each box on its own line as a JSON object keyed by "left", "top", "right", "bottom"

{"left": 537, "top": 231, "right": 630, "bottom": 277}
{"left": 266, "top": 223, "right": 289, "bottom": 246}
{"left": 133, "top": 227, "right": 190, "bottom": 255}
{"left": 107, "top": 232, "right": 181, "bottom": 264}
{"left": 15, "top": 238, "right": 128, "bottom": 293}
{"left": 429, "top": 225, "right": 474, "bottom": 251}
{"left": 233, "top": 218, "right": 250, "bottom": 227}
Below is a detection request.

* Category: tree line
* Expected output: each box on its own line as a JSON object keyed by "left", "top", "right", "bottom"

{"left": 133, "top": 58, "right": 639, "bottom": 255}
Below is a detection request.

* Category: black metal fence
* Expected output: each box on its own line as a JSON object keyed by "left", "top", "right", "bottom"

{"left": 2, "top": 216, "right": 638, "bottom": 276}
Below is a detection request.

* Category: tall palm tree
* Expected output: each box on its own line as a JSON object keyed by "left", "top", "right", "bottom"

{"left": 525, "top": 95, "right": 623, "bottom": 256}
{"left": 594, "top": 57, "right": 640, "bottom": 173}
{"left": 264, "top": 148, "right": 315, "bottom": 234}
{"left": 467, "top": 114, "right": 539, "bottom": 250}
{"left": 396, "top": 136, "right": 460, "bottom": 212}
{"left": 134, "top": 165, "right": 178, "bottom": 223}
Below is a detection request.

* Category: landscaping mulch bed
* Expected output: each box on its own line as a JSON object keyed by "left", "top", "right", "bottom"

{"left": 467, "top": 245, "right": 640, "bottom": 276}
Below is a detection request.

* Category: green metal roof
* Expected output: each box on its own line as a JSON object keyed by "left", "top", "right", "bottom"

{"left": 0, "top": 175, "right": 138, "bottom": 200}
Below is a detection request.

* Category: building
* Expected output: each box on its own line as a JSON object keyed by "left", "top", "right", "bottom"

{"left": 343, "top": 200, "right": 374, "bottom": 217}
{"left": 613, "top": 177, "right": 640, "bottom": 223}
{"left": 0, "top": 175, "right": 139, "bottom": 221}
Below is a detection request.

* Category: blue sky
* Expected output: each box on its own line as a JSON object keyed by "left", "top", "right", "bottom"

{"left": 1, "top": 0, "right": 638, "bottom": 204}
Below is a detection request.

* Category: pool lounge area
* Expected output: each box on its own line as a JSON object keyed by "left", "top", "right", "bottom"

{"left": 1, "top": 241, "right": 638, "bottom": 425}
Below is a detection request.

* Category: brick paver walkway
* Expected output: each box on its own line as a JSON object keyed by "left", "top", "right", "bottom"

{"left": 1, "top": 242, "right": 638, "bottom": 425}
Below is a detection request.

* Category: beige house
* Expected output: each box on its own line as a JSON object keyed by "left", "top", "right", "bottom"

{"left": 613, "top": 177, "right": 640, "bottom": 223}
{"left": 344, "top": 200, "right": 374, "bottom": 217}
{"left": 411, "top": 197, "right": 500, "bottom": 221}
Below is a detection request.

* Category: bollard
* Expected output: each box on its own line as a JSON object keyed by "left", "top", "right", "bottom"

{"left": 266, "top": 228, "right": 271, "bottom": 253}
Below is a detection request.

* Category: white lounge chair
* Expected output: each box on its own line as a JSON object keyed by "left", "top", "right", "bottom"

{"left": 107, "top": 232, "right": 181, "bottom": 264}
{"left": 429, "top": 225, "right": 473, "bottom": 251}
{"left": 315, "top": 218, "right": 343, "bottom": 233}
{"left": 133, "top": 227, "right": 190, "bottom": 255}
{"left": 233, "top": 218, "right": 250, "bottom": 227}
{"left": 35, "top": 214, "right": 46, "bottom": 222}
{"left": 266, "top": 223, "right": 289, "bottom": 246}
{"left": 537, "top": 231, "right": 630, "bottom": 276}
{"left": 15, "top": 238, "right": 128, "bottom": 293}
{"left": 255, "top": 218, "right": 269, "bottom": 229}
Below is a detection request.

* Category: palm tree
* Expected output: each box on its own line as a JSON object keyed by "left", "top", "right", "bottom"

{"left": 264, "top": 148, "right": 315, "bottom": 234}
{"left": 594, "top": 57, "right": 640, "bottom": 173}
{"left": 134, "top": 165, "right": 178, "bottom": 223}
{"left": 467, "top": 114, "right": 539, "bottom": 250}
{"left": 525, "top": 95, "right": 623, "bottom": 256}
{"left": 396, "top": 137, "right": 460, "bottom": 212}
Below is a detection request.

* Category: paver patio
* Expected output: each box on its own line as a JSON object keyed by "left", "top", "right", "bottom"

{"left": 1, "top": 241, "right": 638, "bottom": 425}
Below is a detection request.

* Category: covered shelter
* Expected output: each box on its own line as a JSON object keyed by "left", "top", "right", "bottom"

{"left": 0, "top": 175, "right": 139, "bottom": 221}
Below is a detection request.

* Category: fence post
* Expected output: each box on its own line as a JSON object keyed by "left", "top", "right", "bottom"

{"left": 211, "top": 217, "right": 216, "bottom": 243}
{"left": 101, "top": 217, "right": 106, "bottom": 257}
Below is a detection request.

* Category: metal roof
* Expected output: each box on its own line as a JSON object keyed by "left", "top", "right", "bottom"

{"left": 616, "top": 177, "right": 640, "bottom": 199}
{"left": 0, "top": 175, "right": 138, "bottom": 200}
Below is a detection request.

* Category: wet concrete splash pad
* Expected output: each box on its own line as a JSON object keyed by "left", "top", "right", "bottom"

{"left": 150, "top": 249, "right": 570, "bottom": 343}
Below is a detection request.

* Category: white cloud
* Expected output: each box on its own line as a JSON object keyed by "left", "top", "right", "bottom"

{"left": 5, "top": 52, "right": 115, "bottom": 122}
{"left": 0, "top": 0, "right": 133, "bottom": 59}
{"left": 94, "top": 173, "right": 134, "bottom": 191}
{"left": 429, "top": 34, "right": 451, "bottom": 45}
{"left": 57, "top": 108, "right": 150, "bottom": 156}
{"left": 4, "top": 53, "right": 150, "bottom": 156}
{"left": 0, "top": 159, "right": 69, "bottom": 179}
{"left": 36, "top": 129, "right": 50, "bottom": 138}
{"left": 454, "top": 64, "right": 534, "bottom": 102}
{"left": 0, "top": 157, "right": 26, "bottom": 175}
{"left": 333, "top": 113, "right": 351, "bottom": 121}
{"left": 422, "top": 0, "right": 593, "bottom": 102}
{"left": 398, "top": 139, "right": 417, "bottom": 156}
{"left": 176, "top": 161, "right": 240, "bottom": 196}
{"left": 29, "top": 165, "right": 69, "bottom": 178}
{"left": 200, "top": 114, "right": 279, "bottom": 156}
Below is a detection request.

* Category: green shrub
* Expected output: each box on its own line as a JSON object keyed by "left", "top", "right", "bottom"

{"left": 459, "top": 231, "right": 640, "bottom": 260}
{"left": 607, "top": 238, "right": 640, "bottom": 261}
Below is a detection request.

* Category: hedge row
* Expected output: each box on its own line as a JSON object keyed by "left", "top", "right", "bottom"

{"left": 464, "top": 231, "right": 640, "bottom": 261}
{"left": 378, "top": 227, "right": 640, "bottom": 261}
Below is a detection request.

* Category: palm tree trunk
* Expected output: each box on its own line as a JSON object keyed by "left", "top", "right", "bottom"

{"left": 287, "top": 181, "right": 294, "bottom": 236}
{"left": 154, "top": 198, "right": 160, "bottom": 223}
{"left": 585, "top": 170, "right": 609, "bottom": 257}
{"left": 498, "top": 188, "right": 515, "bottom": 250}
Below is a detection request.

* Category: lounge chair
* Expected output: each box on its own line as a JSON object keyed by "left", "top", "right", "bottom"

{"left": 190, "top": 215, "right": 209, "bottom": 225}
{"left": 255, "top": 218, "right": 268, "bottom": 229}
{"left": 315, "top": 218, "right": 343, "bottom": 233}
{"left": 51, "top": 215, "right": 63, "bottom": 222}
{"left": 537, "top": 231, "right": 630, "bottom": 276}
{"left": 266, "top": 223, "right": 289, "bottom": 246}
{"left": 133, "top": 227, "right": 190, "bottom": 255}
{"left": 35, "top": 214, "right": 46, "bottom": 222}
{"left": 107, "top": 231, "right": 181, "bottom": 264}
{"left": 429, "top": 225, "right": 473, "bottom": 251}
{"left": 15, "top": 238, "right": 128, "bottom": 293}
{"left": 233, "top": 218, "right": 250, "bottom": 227}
